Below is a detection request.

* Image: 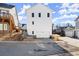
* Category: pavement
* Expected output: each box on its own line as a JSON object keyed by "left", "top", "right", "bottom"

{"left": 58, "top": 37, "right": 79, "bottom": 48}
{"left": 55, "top": 37, "right": 79, "bottom": 56}
{"left": 0, "top": 39, "right": 72, "bottom": 56}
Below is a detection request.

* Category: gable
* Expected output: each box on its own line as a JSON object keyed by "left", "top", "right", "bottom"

{"left": 26, "top": 4, "right": 53, "bottom": 13}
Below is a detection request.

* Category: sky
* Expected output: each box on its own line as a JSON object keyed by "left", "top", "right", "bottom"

{"left": 9, "top": 3, "right": 79, "bottom": 26}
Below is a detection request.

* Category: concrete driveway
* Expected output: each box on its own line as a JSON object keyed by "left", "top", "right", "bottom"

{"left": 0, "top": 39, "right": 72, "bottom": 56}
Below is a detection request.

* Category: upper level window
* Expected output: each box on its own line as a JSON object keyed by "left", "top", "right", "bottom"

{"left": 32, "top": 31, "right": 34, "bottom": 34}
{"left": 47, "top": 13, "right": 50, "bottom": 17}
{"left": 32, "top": 13, "right": 34, "bottom": 17}
{"left": 32, "top": 21, "right": 34, "bottom": 25}
{"left": 38, "top": 13, "right": 41, "bottom": 17}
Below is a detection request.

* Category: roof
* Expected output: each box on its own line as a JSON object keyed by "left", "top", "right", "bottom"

{"left": 0, "top": 3, "right": 15, "bottom": 9}
{"left": 22, "top": 24, "right": 26, "bottom": 27}
{"left": 21, "top": 24, "right": 27, "bottom": 30}
{"left": 75, "top": 16, "right": 79, "bottom": 21}
{"left": 26, "top": 4, "right": 53, "bottom": 12}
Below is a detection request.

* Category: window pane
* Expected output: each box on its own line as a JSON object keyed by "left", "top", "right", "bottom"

{"left": 38, "top": 13, "right": 41, "bottom": 17}
{"left": 4, "top": 24, "right": 8, "bottom": 30}
{"left": 32, "top": 31, "right": 34, "bottom": 34}
{"left": 32, "top": 13, "right": 34, "bottom": 17}
{"left": 0, "top": 23, "right": 8, "bottom": 30}
{"left": 32, "top": 21, "right": 34, "bottom": 25}
{"left": 47, "top": 13, "right": 50, "bottom": 17}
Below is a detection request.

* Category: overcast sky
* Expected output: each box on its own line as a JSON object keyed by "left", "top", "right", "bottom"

{"left": 9, "top": 3, "right": 79, "bottom": 26}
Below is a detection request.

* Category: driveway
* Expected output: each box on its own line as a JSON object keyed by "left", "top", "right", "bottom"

{"left": 0, "top": 39, "right": 72, "bottom": 56}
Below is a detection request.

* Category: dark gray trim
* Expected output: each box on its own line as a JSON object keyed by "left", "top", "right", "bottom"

{"left": 0, "top": 3, "right": 15, "bottom": 9}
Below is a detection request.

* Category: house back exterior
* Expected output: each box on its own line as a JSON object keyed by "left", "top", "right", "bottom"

{"left": 26, "top": 4, "right": 52, "bottom": 38}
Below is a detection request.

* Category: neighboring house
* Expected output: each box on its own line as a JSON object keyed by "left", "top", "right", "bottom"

{"left": 0, "top": 3, "right": 19, "bottom": 34}
{"left": 75, "top": 16, "right": 79, "bottom": 29}
{"left": 19, "top": 24, "right": 27, "bottom": 37}
{"left": 26, "top": 4, "right": 52, "bottom": 38}
{"left": 21, "top": 24, "right": 27, "bottom": 30}
{"left": 19, "top": 24, "right": 27, "bottom": 30}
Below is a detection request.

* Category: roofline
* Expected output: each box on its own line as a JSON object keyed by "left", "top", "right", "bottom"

{"left": 26, "top": 4, "right": 53, "bottom": 12}
{"left": 0, "top": 3, "right": 15, "bottom": 9}
{"left": 75, "top": 16, "right": 79, "bottom": 21}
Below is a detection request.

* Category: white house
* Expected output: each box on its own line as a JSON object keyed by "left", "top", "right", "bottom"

{"left": 26, "top": 4, "right": 52, "bottom": 38}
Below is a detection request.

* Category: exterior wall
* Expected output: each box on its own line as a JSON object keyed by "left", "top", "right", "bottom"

{"left": 64, "top": 29, "right": 74, "bottom": 37}
{"left": 27, "top": 4, "right": 52, "bottom": 38}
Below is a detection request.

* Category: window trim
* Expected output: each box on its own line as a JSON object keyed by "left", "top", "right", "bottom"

{"left": 38, "top": 13, "right": 41, "bottom": 17}
{"left": 32, "top": 13, "right": 34, "bottom": 17}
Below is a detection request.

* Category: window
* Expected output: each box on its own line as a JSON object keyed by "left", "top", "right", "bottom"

{"left": 32, "top": 21, "right": 34, "bottom": 25}
{"left": 32, "top": 13, "right": 34, "bottom": 17}
{"left": 38, "top": 13, "right": 41, "bottom": 17}
{"left": 0, "top": 23, "right": 8, "bottom": 30}
{"left": 32, "top": 31, "right": 34, "bottom": 34}
{"left": 47, "top": 13, "right": 50, "bottom": 17}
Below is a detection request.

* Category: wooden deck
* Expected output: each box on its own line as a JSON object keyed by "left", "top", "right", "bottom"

{"left": 0, "top": 31, "right": 23, "bottom": 41}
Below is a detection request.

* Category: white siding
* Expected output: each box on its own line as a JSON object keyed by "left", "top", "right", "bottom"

{"left": 64, "top": 29, "right": 74, "bottom": 37}
{"left": 27, "top": 4, "right": 52, "bottom": 38}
